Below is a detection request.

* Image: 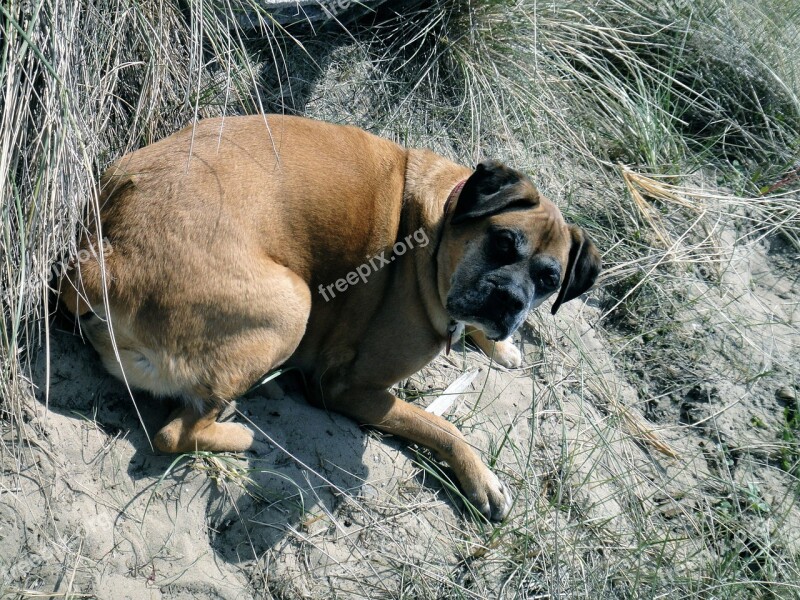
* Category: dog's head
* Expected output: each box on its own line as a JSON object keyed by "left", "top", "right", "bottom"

{"left": 440, "top": 160, "right": 601, "bottom": 341}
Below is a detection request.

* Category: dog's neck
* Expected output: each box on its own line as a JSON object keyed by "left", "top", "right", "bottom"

{"left": 438, "top": 180, "right": 466, "bottom": 354}
{"left": 432, "top": 177, "right": 466, "bottom": 267}
{"left": 402, "top": 149, "right": 471, "bottom": 343}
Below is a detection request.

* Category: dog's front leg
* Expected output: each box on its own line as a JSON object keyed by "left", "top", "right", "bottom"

{"left": 467, "top": 327, "right": 523, "bottom": 369}
{"left": 331, "top": 389, "right": 512, "bottom": 521}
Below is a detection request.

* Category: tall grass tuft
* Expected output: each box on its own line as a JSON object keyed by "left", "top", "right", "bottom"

{"left": 0, "top": 0, "right": 270, "bottom": 460}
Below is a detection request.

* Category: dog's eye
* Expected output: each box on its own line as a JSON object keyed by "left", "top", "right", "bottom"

{"left": 531, "top": 257, "right": 561, "bottom": 292}
{"left": 537, "top": 269, "right": 560, "bottom": 292}
{"left": 489, "top": 230, "right": 518, "bottom": 264}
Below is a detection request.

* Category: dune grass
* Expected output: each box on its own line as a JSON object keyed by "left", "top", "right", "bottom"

{"left": 2, "top": 0, "right": 799, "bottom": 597}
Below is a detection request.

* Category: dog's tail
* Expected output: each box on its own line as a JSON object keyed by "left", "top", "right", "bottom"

{"left": 56, "top": 176, "right": 131, "bottom": 317}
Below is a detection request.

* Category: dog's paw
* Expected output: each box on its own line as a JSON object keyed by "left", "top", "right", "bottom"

{"left": 465, "top": 469, "right": 513, "bottom": 522}
{"left": 245, "top": 436, "right": 272, "bottom": 456}
{"left": 491, "top": 339, "right": 522, "bottom": 369}
{"left": 234, "top": 424, "right": 275, "bottom": 456}
{"left": 213, "top": 421, "right": 258, "bottom": 453}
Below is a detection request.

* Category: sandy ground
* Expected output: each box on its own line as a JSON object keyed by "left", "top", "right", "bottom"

{"left": 1, "top": 226, "right": 798, "bottom": 598}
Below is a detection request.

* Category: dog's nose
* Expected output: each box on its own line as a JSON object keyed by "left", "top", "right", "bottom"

{"left": 493, "top": 288, "right": 527, "bottom": 314}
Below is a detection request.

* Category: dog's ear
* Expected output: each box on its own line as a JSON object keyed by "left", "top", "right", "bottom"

{"left": 451, "top": 160, "right": 539, "bottom": 224}
{"left": 551, "top": 225, "right": 601, "bottom": 315}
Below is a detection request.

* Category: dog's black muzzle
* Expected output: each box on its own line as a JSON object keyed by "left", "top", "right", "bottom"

{"left": 448, "top": 273, "right": 533, "bottom": 341}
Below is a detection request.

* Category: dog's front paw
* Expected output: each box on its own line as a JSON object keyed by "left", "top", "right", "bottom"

{"left": 464, "top": 469, "right": 513, "bottom": 522}
{"left": 466, "top": 328, "right": 523, "bottom": 369}
{"left": 491, "top": 339, "right": 522, "bottom": 369}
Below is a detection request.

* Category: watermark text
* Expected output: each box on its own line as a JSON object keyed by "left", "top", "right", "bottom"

{"left": 318, "top": 228, "right": 429, "bottom": 302}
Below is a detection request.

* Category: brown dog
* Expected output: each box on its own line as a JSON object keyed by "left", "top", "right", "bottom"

{"left": 58, "top": 115, "right": 600, "bottom": 521}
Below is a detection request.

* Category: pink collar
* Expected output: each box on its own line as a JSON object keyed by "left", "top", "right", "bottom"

{"left": 442, "top": 179, "right": 467, "bottom": 219}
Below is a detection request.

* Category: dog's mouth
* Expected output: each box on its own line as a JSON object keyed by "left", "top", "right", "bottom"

{"left": 470, "top": 312, "right": 527, "bottom": 342}
{"left": 446, "top": 281, "right": 532, "bottom": 341}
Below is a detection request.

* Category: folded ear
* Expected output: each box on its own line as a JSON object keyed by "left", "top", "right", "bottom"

{"left": 451, "top": 160, "right": 539, "bottom": 224}
{"left": 551, "top": 225, "right": 602, "bottom": 315}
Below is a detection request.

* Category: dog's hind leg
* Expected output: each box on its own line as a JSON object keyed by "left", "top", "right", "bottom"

{"left": 148, "top": 263, "right": 312, "bottom": 454}
{"left": 151, "top": 329, "right": 306, "bottom": 453}
{"left": 153, "top": 404, "right": 256, "bottom": 453}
